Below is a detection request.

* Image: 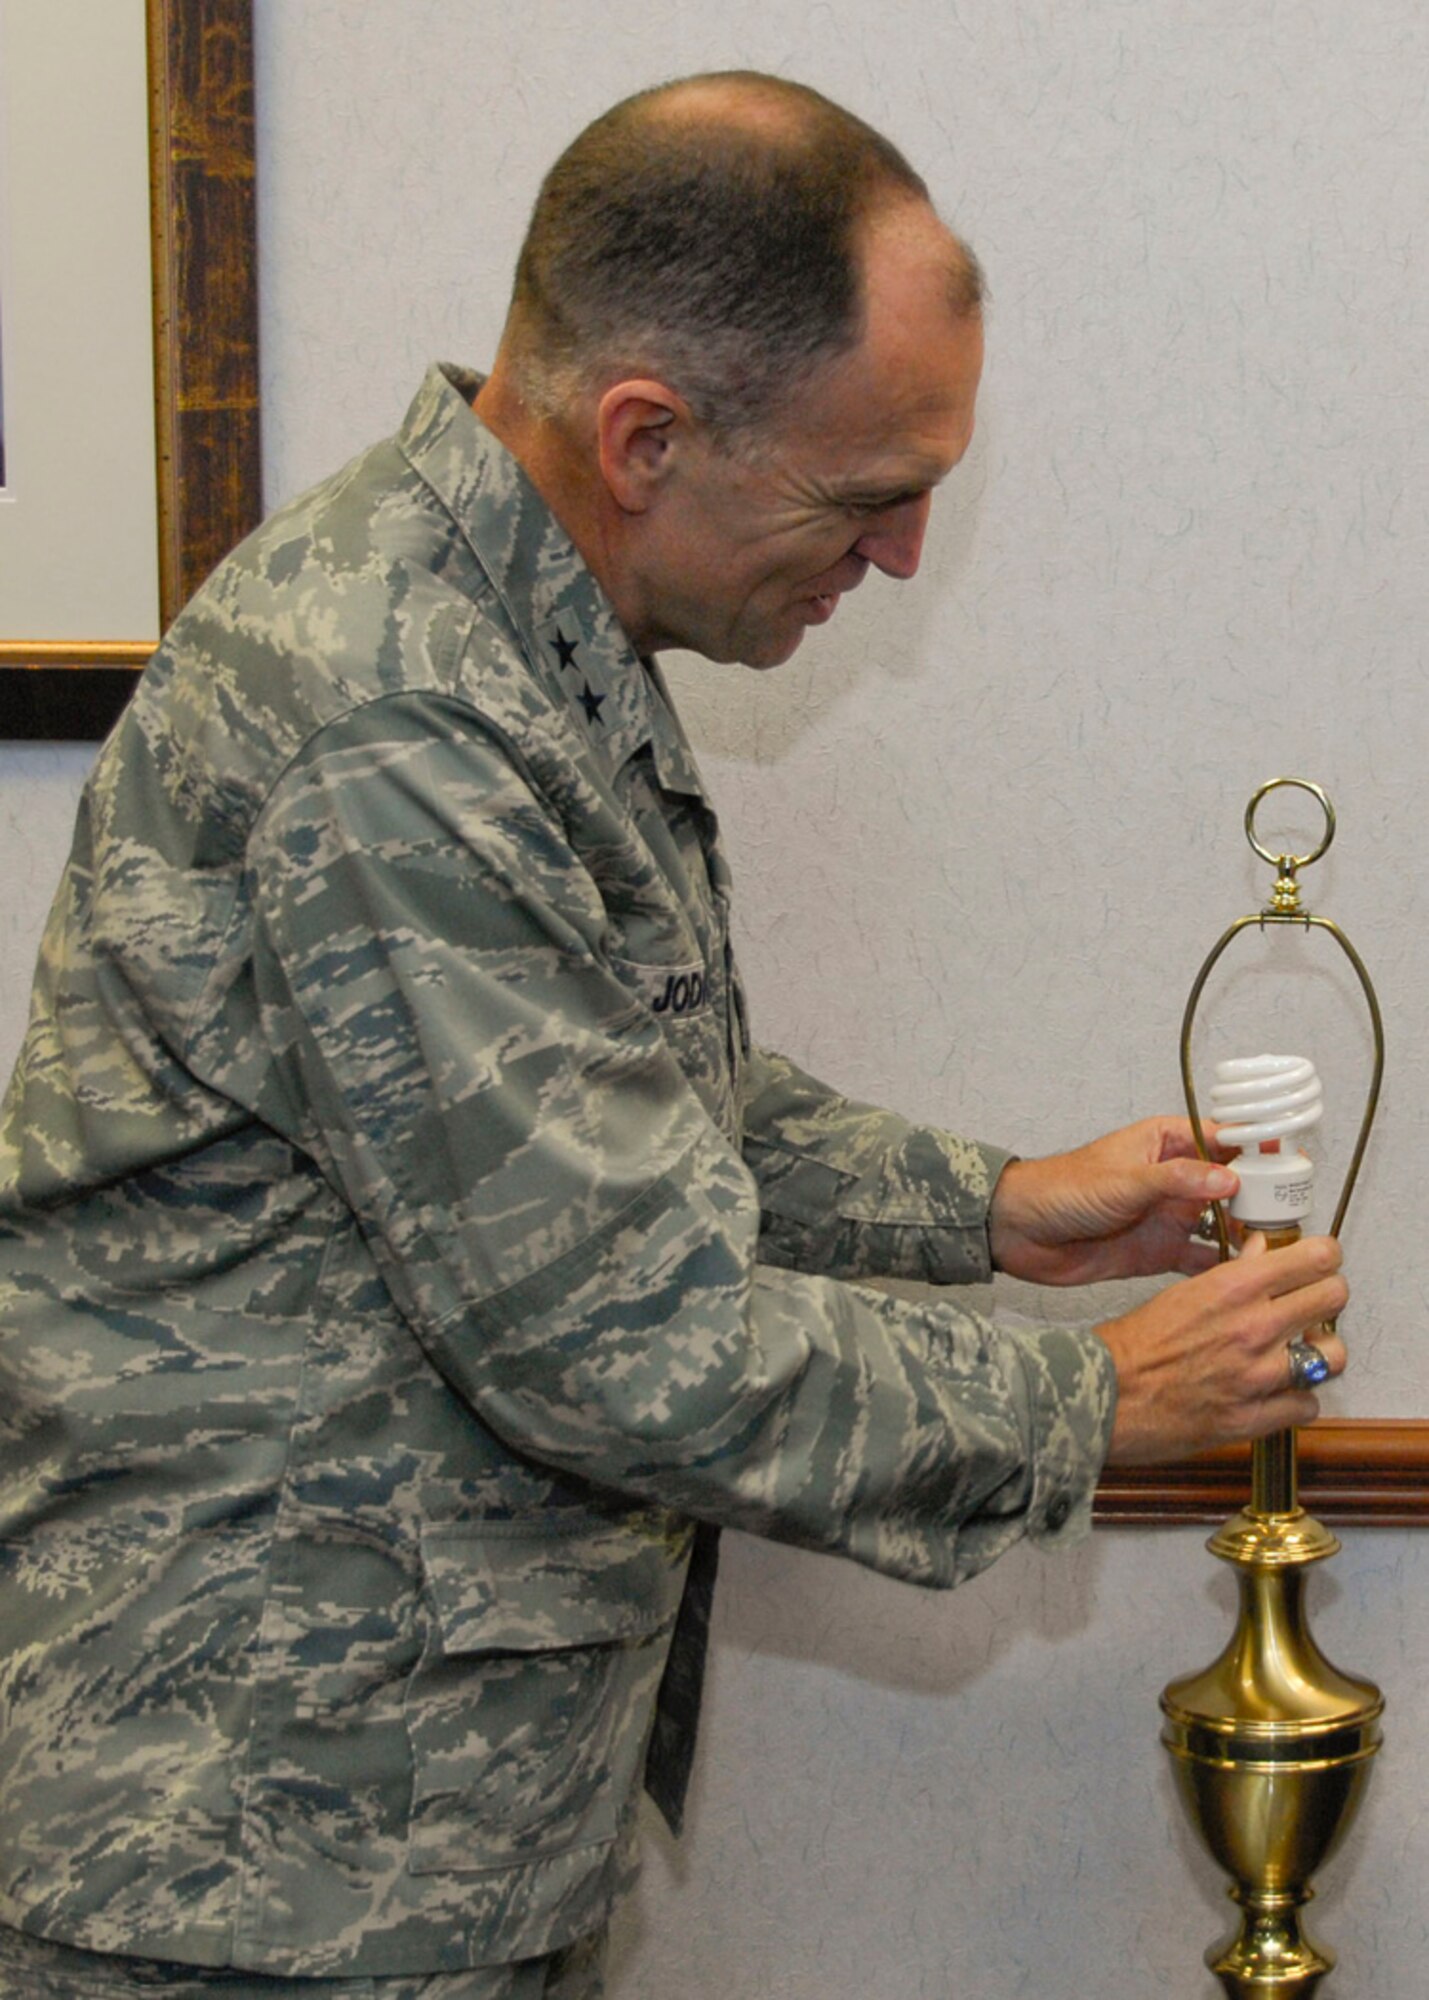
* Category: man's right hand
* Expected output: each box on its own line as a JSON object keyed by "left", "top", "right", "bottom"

{"left": 1096, "top": 1233, "right": 1348, "bottom": 1465}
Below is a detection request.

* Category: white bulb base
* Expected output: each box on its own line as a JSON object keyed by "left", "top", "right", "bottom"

{"left": 1227, "top": 1148, "right": 1315, "bottom": 1230}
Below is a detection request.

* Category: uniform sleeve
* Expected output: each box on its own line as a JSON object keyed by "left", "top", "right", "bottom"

{"left": 742, "top": 1046, "right": 1013, "bottom": 1287}
{"left": 247, "top": 698, "right": 1116, "bottom": 1585}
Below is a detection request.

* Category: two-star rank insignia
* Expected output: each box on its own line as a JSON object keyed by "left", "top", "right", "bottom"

{"left": 548, "top": 625, "right": 606, "bottom": 727}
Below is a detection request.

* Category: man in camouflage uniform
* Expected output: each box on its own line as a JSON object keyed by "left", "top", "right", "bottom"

{"left": 0, "top": 73, "right": 1347, "bottom": 2000}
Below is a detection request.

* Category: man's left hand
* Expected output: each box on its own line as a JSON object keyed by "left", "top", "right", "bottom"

{"left": 988, "top": 1116, "right": 1238, "bottom": 1287}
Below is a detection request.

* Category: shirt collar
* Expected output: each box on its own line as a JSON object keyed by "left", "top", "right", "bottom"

{"left": 398, "top": 363, "right": 707, "bottom": 799}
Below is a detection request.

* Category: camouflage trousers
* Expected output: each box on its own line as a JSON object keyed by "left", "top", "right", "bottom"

{"left": 0, "top": 1925, "right": 606, "bottom": 1999}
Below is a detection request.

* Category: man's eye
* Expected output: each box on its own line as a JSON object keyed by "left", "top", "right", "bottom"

{"left": 845, "top": 491, "right": 921, "bottom": 519}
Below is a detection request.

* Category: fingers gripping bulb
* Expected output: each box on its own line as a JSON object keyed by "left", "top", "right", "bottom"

{"left": 1209, "top": 1054, "right": 1322, "bottom": 1230}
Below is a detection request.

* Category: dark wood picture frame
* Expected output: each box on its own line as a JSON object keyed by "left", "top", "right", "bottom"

{"left": 0, "top": 0, "right": 259, "bottom": 742}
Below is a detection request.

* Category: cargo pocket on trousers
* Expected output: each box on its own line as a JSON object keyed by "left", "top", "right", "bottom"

{"left": 405, "top": 1518, "right": 686, "bottom": 1875}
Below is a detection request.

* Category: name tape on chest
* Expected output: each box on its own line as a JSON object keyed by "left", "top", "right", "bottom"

{"left": 620, "top": 960, "right": 711, "bottom": 1020}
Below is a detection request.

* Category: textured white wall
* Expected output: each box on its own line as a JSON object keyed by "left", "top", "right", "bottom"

{"left": 4, "top": 0, "right": 1428, "bottom": 1989}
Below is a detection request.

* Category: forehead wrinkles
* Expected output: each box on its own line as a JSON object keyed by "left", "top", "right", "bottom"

{"left": 774, "top": 289, "right": 981, "bottom": 474}
{"left": 780, "top": 344, "right": 981, "bottom": 496}
{"left": 713, "top": 278, "right": 980, "bottom": 506}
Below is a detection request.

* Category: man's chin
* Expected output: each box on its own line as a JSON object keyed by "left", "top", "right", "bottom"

{"left": 739, "top": 634, "right": 807, "bottom": 671}
{"left": 737, "top": 614, "right": 829, "bottom": 671}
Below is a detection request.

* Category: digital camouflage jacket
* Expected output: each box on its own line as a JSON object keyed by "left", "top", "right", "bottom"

{"left": 0, "top": 366, "right": 1116, "bottom": 1976}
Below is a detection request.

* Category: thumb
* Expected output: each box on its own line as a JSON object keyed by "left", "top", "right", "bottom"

{"left": 1156, "top": 1157, "right": 1238, "bottom": 1203}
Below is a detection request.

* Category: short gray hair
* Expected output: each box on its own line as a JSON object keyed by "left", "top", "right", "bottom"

{"left": 505, "top": 72, "right": 982, "bottom": 444}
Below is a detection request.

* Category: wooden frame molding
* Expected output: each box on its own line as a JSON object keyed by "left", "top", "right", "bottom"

{"left": 0, "top": 0, "right": 260, "bottom": 741}
{"left": 1096, "top": 1420, "right": 1429, "bottom": 1527}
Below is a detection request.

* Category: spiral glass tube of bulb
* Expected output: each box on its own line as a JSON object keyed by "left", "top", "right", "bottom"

{"left": 1208, "top": 1053, "right": 1322, "bottom": 1229}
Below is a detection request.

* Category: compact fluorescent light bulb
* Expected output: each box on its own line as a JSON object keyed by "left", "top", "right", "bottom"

{"left": 1208, "top": 1053, "right": 1322, "bottom": 1230}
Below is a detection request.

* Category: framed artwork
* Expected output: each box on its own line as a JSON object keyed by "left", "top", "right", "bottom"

{"left": 0, "top": 0, "right": 259, "bottom": 741}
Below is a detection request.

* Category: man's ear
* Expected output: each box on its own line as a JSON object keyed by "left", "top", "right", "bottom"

{"left": 596, "top": 380, "right": 692, "bottom": 512}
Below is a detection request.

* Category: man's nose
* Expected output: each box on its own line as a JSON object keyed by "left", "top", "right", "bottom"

{"left": 853, "top": 492, "right": 932, "bottom": 580}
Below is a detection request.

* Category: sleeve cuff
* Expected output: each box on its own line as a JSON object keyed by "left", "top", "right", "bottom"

{"left": 1013, "top": 1323, "right": 1118, "bottom": 1546}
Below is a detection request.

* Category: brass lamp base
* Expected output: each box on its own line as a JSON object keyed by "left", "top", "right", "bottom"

{"left": 1165, "top": 785, "right": 1386, "bottom": 1996}
{"left": 1161, "top": 1496, "right": 1383, "bottom": 1998}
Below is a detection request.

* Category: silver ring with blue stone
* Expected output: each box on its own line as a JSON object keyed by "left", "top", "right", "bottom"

{"left": 1287, "top": 1338, "right": 1331, "bottom": 1391}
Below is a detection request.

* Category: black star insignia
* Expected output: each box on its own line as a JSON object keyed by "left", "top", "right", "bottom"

{"left": 578, "top": 681, "right": 607, "bottom": 725}
{"left": 551, "top": 628, "right": 581, "bottom": 672}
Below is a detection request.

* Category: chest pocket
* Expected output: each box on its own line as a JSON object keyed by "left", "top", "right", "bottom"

{"left": 606, "top": 932, "right": 738, "bottom": 1141}
{"left": 599, "top": 760, "right": 744, "bottom": 1141}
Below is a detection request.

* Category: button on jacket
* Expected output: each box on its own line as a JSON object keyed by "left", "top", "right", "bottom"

{"left": 0, "top": 365, "right": 1115, "bottom": 1976}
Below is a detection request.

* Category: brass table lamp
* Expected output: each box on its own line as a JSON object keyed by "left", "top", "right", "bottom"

{"left": 1160, "top": 778, "right": 1384, "bottom": 1997}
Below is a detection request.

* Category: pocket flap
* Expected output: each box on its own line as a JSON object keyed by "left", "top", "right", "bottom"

{"left": 420, "top": 1518, "right": 687, "bottom": 1655}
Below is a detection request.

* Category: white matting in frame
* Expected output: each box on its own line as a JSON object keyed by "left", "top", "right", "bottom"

{"left": 0, "top": 0, "right": 159, "bottom": 644}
